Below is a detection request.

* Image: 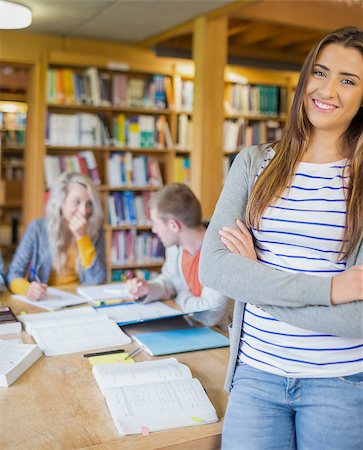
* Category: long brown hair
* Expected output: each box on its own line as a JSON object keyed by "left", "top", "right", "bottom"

{"left": 246, "top": 27, "right": 363, "bottom": 258}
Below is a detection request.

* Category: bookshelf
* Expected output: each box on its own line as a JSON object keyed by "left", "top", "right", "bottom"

{"left": 0, "top": 28, "right": 299, "bottom": 280}
{"left": 0, "top": 100, "right": 27, "bottom": 265}
{"left": 43, "top": 59, "right": 298, "bottom": 281}
{"left": 44, "top": 62, "right": 184, "bottom": 282}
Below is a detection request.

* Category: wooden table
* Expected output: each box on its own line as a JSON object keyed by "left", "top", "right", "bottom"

{"left": 0, "top": 291, "right": 229, "bottom": 450}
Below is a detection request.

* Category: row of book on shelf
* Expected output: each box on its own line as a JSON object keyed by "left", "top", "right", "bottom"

{"left": 0, "top": 111, "right": 26, "bottom": 129}
{"left": 1, "top": 158, "right": 24, "bottom": 181}
{"left": 224, "top": 84, "right": 288, "bottom": 116}
{"left": 46, "top": 112, "right": 192, "bottom": 150}
{"left": 46, "top": 111, "right": 284, "bottom": 155}
{"left": 44, "top": 151, "right": 190, "bottom": 190}
{"left": 223, "top": 119, "right": 283, "bottom": 153}
{"left": 47, "top": 65, "right": 290, "bottom": 118}
{"left": 111, "top": 229, "right": 164, "bottom": 266}
{"left": 1, "top": 129, "right": 26, "bottom": 147}
{"left": 111, "top": 230, "right": 164, "bottom": 266}
{"left": 111, "top": 267, "right": 159, "bottom": 282}
{"left": 107, "top": 152, "right": 163, "bottom": 188}
{"left": 46, "top": 112, "right": 174, "bottom": 149}
{"left": 44, "top": 151, "right": 101, "bottom": 188}
{"left": 108, "top": 191, "right": 151, "bottom": 226}
{"left": 47, "top": 67, "right": 173, "bottom": 110}
{"left": 47, "top": 66, "right": 196, "bottom": 112}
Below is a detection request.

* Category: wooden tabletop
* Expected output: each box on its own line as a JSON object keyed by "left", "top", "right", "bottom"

{"left": 0, "top": 290, "right": 229, "bottom": 450}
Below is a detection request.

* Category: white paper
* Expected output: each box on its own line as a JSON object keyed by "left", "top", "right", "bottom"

{"left": 96, "top": 301, "right": 183, "bottom": 325}
{"left": 0, "top": 338, "right": 23, "bottom": 344}
{"left": 77, "top": 282, "right": 133, "bottom": 301}
{"left": 13, "top": 287, "right": 88, "bottom": 310}
{"left": 105, "top": 379, "right": 218, "bottom": 435}
{"left": 31, "top": 315, "right": 131, "bottom": 356}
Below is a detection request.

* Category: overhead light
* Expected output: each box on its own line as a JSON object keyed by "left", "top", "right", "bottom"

{"left": 0, "top": 1, "right": 32, "bottom": 29}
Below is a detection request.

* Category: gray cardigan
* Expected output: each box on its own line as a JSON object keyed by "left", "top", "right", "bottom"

{"left": 200, "top": 144, "right": 363, "bottom": 391}
{"left": 7, "top": 218, "right": 106, "bottom": 286}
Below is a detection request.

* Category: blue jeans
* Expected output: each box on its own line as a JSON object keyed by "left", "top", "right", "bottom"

{"left": 222, "top": 362, "right": 363, "bottom": 450}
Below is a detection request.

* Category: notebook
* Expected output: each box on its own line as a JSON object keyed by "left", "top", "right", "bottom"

{"left": 0, "top": 341, "right": 42, "bottom": 387}
{"left": 95, "top": 301, "right": 184, "bottom": 326}
{"left": 131, "top": 327, "right": 230, "bottom": 356}
{"left": 12, "top": 287, "right": 87, "bottom": 310}
{"left": 92, "top": 358, "right": 218, "bottom": 435}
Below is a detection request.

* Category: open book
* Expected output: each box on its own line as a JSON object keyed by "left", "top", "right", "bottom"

{"left": 0, "top": 340, "right": 42, "bottom": 387}
{"left": 18, "top": 307, "right": 131, "bottom": 356}
{"left": 77, "top": 282, "right": 133, "bottom": 302}
{"left": 92, "top": 358, "right": 218, "bottom": 435}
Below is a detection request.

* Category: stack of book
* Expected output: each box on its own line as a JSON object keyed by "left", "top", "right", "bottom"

{"left": 0, "top": 340, "right": 42, "bottom": 387}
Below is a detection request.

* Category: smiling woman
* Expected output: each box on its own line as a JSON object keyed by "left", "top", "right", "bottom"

{"left": 7, "top": 172, "right": 106, "bottom": 300}
{"left": 303, "top": 43, "right": 363, "bottom": 145}
{"left": 200, "top": 26, "right": 363, "bottom": 450}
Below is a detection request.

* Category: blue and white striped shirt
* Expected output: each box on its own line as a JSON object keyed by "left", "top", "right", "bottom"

{"left": 239, "top": 152, "right": 363, "bottom": 377}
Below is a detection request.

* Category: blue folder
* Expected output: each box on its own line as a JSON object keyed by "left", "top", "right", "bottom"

{"left": 131, "top": 327, "right": 229, "bottom": 356}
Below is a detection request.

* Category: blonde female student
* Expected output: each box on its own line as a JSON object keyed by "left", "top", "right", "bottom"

{"left": 200, "top": 27, "right": 363, "bottom": 450}
{"left": 8, "top": 172, "right": 105, "bottom": 300}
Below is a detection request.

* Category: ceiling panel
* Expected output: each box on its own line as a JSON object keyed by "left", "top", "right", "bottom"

{"left": 7, "top": 0, "right": 363, "bottom": 70}
{"left": 22, "top": 0, "right": 235, "bottom": 42}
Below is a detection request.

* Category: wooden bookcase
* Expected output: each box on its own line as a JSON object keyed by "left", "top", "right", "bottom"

{"left": 0, "top": 98, "right": 28, "bottom": 266}
{"left": 40, "top": 55, "right": 202, "bottom": 282}
{"left": 44, "top": 63, "right": 180, "bottom": 282}
{"left": 0, "top": 30, "right": 298, "bottom": 281}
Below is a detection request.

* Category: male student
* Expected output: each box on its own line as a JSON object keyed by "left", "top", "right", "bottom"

{"left": 127, "top": 183, "right": 232, "bottom": 328}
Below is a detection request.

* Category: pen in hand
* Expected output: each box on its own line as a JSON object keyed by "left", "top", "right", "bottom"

{"left": 30, "top": 267, "right": 42, "bottom": 284}
{"left": 29, "top": 267, "right": 48, "bottom": 301}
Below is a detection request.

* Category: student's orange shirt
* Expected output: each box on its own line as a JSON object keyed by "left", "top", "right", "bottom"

{"left": 181, "top": 248, "right": 202, "bottom": 297}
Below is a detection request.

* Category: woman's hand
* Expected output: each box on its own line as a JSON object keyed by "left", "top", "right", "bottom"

{"left": 26, "top": 281, "right": 48, "bottom": 301}
{"left": 69, "top": 212, "right": 89, "bottom": 240}
{"left": 331, "top": 263, "right": 363, "bottom": 305}
{"left": 219, "top": 219, "right": 258, "bottom": 261}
